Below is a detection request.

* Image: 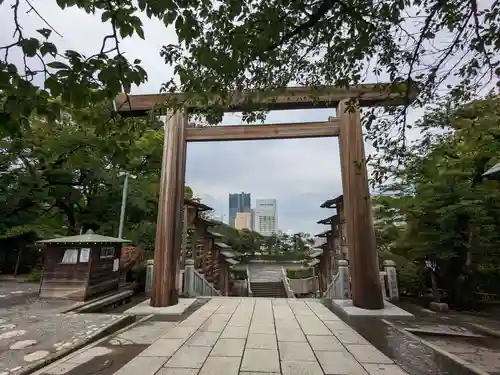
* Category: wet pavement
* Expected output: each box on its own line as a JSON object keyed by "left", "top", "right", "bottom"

{"left": 36, "top": 299, "right": 210, "bottom": 375}
{"left": 37, "top": 298, "right": 412, "bottom": 375}
{"left": 323, "top": 299, "right": 482, "bottom": 375}
{"left": 0, "top": 282, "right": 39, "bottom": 309}
{"left": 391, "top": 302, "right": 500, "bottom": 375}
{"left": 0, "top": 286, "right": 133, "bottom": 375}
{"left": 0, "top": 303, "right": 129, "bottom": 374}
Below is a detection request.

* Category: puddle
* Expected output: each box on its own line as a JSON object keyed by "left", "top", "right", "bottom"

{"left": 323, "top": 299, "right": 478, "bottom": 375}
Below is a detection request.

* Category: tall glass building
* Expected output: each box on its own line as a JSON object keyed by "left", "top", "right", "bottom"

{"left": 228, "top": 192, "right": 251, "bottom": 227}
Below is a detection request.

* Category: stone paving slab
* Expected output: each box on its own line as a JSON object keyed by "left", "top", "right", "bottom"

{"left": 31, "top": 297, "right": 414, "bottom": 375}
{"left": 75, "top": 297, "right": 409, "bottom": 375}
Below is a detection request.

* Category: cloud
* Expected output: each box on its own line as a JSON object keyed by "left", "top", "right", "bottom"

{"left": 0, "top": 2, "right": 425, "bottom": 235}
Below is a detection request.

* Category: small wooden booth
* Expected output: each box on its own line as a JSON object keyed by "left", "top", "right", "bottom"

{"left": 37, "top": 230, "right": 130, "bottom": 301}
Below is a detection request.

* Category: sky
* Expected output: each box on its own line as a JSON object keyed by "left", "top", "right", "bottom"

{"left": 0, "top": 1, "right": 426, "bottom": 235}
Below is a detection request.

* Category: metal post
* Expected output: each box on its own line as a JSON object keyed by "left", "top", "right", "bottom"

{"left": 118, "top": 173, "right": 129, "bottom": 238}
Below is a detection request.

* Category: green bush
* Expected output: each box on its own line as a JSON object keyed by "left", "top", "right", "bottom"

{"left": 286, "top": 268, "right": 314, "bottom": 279}
{"left": 231, "top": 269, "right": 247, "bottom": 280}
{"left": 24, "top": 268, "right": 41, "bottom": 282}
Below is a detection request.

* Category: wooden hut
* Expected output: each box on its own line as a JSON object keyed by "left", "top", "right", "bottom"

{"left": 37, "top": 230, "right": 130, "bottom": 301}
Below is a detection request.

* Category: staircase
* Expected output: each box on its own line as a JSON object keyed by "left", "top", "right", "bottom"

{"left": 250, "top": 281, "right": 288, "bottom": 298}
{"left": 248, "top": 264, "right": 283, "bottom": 282}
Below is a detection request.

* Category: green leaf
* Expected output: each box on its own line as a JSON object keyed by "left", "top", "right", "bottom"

{"left": 47, "top": 61, "right": 70, "bottom": 70}
{"left": 45, "top": 76, "right": 62, "bottom": 97}
{"left": 131, "top": 16, "right": 145, "bottom": 39}
{"left": 101, "top": 11, "right": 113, "bottom": 22}
{"left": 20, "top": 38, "right": 40, "bottom": 58}
{"left": 133, "top": 59, "right": 141, "bottom": 64}
{"left": 40, "top": 42, "right": 57, "bottom": 57}
{"left": 175, "top": 15, "right": 184, "bottom": 31}
{"left": 163, "top": 11, "right": 177, "bottom": 26}
{"left": 37, "top": 28, "right": 52, "bottom": 39}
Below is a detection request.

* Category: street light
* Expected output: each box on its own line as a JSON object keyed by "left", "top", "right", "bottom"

{"left": 118, "top": 172, "right": 136, "bottom": 238}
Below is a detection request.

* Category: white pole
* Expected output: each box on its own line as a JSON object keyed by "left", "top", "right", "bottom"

{"left": 118, "top": 173, "right": 129, "bottom": 238}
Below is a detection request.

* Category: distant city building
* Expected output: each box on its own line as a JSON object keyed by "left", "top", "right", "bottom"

{"left": 255, "top": 199, "right": 278, "bottom": 236}
{"left": 228, "top": 192, "right": 251, "bottom": 227}
{"left": 234, "top": 212, "right": 252, "bottom": 230}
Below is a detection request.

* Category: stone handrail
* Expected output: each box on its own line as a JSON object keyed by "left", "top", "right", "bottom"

{"left": 246, "top": 265, "right": 253, "bottom": 297}
{"left": 193, "top": 269, "right": 220, "bottom": 296}
{"left": 281, "top": 267, "right": 296, "bottom": 298}
{"left": 324, "top": 271, "right": 339, "bottom": 299}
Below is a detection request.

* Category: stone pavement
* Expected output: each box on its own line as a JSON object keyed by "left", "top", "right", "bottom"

{"left": 0, "top": 282, "right": 39, "bottom": 309}
{"left": 72, "top": 297, "right": 409, "bottom": 375}
{"left": 0, "top": 296, "right": 128, "bottom": 375}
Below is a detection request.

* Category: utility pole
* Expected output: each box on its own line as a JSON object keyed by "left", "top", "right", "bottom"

{"left": 118, "top": 173, "right": 129, "bottom": 238}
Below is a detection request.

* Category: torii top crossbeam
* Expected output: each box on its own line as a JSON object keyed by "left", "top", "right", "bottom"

{"left": 115, "top": 83, "right": 417, "bottom": 117}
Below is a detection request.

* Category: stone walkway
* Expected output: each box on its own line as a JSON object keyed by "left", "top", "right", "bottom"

{"left": 109, "top": 297, "right": 409, "bottom": 375}
{"left": 0, "top": 297, "right": 128, "bottom": 375}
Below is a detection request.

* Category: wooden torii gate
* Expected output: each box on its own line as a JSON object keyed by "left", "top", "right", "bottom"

{"left": 115, "top": 84, "right": 413, "bottom": 310}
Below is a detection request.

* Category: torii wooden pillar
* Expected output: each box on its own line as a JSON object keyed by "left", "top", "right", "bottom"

{"left": 336, "top": 100, "right": 383, "bottom": 309}
{"left": 151, "top": 111, "right": 187, "bottom": 307}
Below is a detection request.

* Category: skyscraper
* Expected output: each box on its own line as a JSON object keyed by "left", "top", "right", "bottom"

{"left": 255, "top": 199, "right": 278, "bottom": 236}
{"left": 228, "top": 192, "right": 251, "bottom": 227}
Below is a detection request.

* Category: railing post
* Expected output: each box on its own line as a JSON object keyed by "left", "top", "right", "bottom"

{"left": 146, "top": 259, "right": 154, "bottom": 297}
{"left": 379, "top": 271, "right": 388, "bottom": 300}
{"left": 184, "top": 259, "right": 195, "bottom": 297}
{"left": 338, "top": 259, "right": 350, "bottom": 299}
{"left": 383, "top": 260, "right": 399, "bottom": 301}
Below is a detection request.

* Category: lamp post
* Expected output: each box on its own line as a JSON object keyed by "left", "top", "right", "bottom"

{"left": 118, "top": 173, "right": 130, "bottom": 239}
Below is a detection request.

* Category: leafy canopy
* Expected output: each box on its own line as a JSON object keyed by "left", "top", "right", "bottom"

{"left": 381, "top": 96, "right": 500, "bottom": 302}
{"left": 1, "top": 0, "right": 500, "bottom": 180}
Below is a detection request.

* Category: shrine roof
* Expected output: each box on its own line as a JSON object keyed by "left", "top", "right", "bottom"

{"left": 214, "top": 241, "right": 231, "bottom": 249}
{"left": 308, "top": 258, "right": 320, "bottom": 267}
{"left": 320, "top": 195, "right": 343, "bottom": 208}
{"left": 37, "top": 230, "right": 130, "bottom": 244}
{"left": 315, "top": 229, "right": 332, "bottom": 238}
{"left": 184, "top": 198, "right": 213, "bottom": 212}
{"left": 317, "top": 215, "right": 336, "bottom": 225}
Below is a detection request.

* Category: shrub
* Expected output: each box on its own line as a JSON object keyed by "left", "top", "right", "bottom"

{"left": 286, "top": 268, "right": 314, "bottom": 279}
{"left": 24, "top": 268, "right": 41, "bottom": 282}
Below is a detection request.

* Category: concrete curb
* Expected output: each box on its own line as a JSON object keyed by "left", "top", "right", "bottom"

{"left": 382, "top": 319, "right": 490, "bottom": 375}
{"left": 61, "top": 290, "right": 134, "bottom": 314}
{"left": 468, "top": 322, "right": 500, "bottom": 338}
{"left": 18, "top": 315, "right": 136, "bottom": 375}
{"left": 70, "top": 291, "right": 133, "bottom": 314}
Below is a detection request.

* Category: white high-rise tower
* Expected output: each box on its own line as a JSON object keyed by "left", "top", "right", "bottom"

{"left": 255, "top": 199, "right": 278, "bottom": 236}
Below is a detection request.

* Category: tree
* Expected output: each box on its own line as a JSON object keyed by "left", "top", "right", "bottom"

{"left": 387, "top": 96, "right": 500, "bottom": 306}
{"left": 2, "top": 1, "right": 500, "bottom": 181}
{"left": 0, "top": 102, "right": 170, "bottom": 248}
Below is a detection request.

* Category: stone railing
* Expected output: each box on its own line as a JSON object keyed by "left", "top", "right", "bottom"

{"left": 323, "top": 272, "right": 339, "bottom": 299}
{"left": 246, "top": 265, "right": 253, "bottom": 297}
{"left": 288, "top": 277, "right": 316, "bottom": 295}
{"left": 281, "top": 267, "right": 296, "bottom": 298}
{"left": 322, "top": 259, "right": 400, "bottom": 301}
{"left": 146, "top": 259, "right": 220, "bottom": 297}
{"left": 191, "top": 268, "right": 220, "bottom": 296}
